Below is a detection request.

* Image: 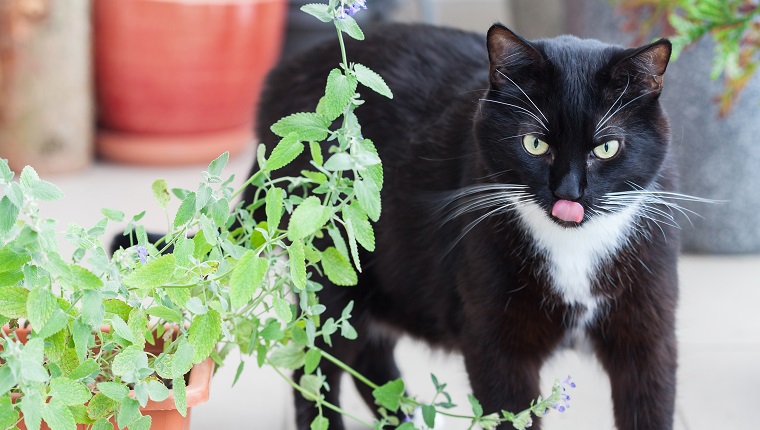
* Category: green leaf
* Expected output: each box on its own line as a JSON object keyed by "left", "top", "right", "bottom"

{"left": 271, "top": 112, "right": 330, "bottom": 142}
{"left": 122, "top": 254, "right": 176, "bottom": 290}
{"left": 335, "top": 15, "right": 365, "bottom": 40}
{"left": 359, "top": 138, "right": 383, "bottom": 189}
{"left": 0, "top": 196, "right": 19, "bottom": 234}
{"left": 267, "top": 133, "right": 305, "bottom": 171}
{"left": 0, "top": 395, "right": 19, "bottom": 429}
{"left": 309, "top": 141, "right": 324, "bottom": 166}
{"left": 80, "top": 290, "right": 104, "bottom": 327}
{"left": 127, "top": 308, "right": 147, "bottom": 348}
{"left": 104, "top": 299, "right": 132, "bottom": 322}
{"left": 172, "top": 339, "right": 196, "bottom": 379}
{"left": 287, "top": 196, "right": 331, "bottom": 241}
{"left": 0, "top": 247, "right": 30, "bottom": 273}
{"left": 173, "top": 192, "right": 197, "bottom": 227}
{"left": 372, "top": 379, "right": 405, "bottom": 412}
{"left": 128, "top": 415, "right": 152, "bottom": 430}
{"left": 92, "top": 418, "right": 113, "bottom": 430}
{"left": 207, "top": 152, "right": 229, "bottom": 177}
{"left": 321, "top": 247, "right": 358, "bottom": 286}
{"left": 27, "top": 288, "right": 68, "bottom": 339}
{"left": 468, "top": 394, "right": 484, "bottom": 417}
{"left": 86, "top": 394, "right": 116, "bottom": 421}
{"left": 151, "top": 179, "right": 171, "bottom": 209}
{"left": 147, "top": 379, "right": 170, "bottom": 402}
{"left": 353, "top": 63, "right": 392, "bottom": 98}
{"left": 0, "top": 286, "right": 28, "bottom": 318}
{"left": 210, "top": 197, "right": 230, "bottom": 228}
{"left": 269, "top": 342, "right": 305, "bottom": 369}
{"left": 300, "top": 374, "right": 323, "bottom": 401}
{"left": 266, "top": 187, "right": 284, "bottom": 232}
{"left": 323, "top": 153, "right": 356, "bottom": 172}
{"left": 20, "top": 166, "right": 64, "bottom": 201}
{"left": 300, "top": 3, "right": 332, "bottom": 22}
{"left": 41, "top": 399, "right": 76, "bottom": 430}
{"left": 343, "top": 203, "right": 375, "bottom": 251}
{"left": 49, "top": 377, "right": 91, "bottom": 406}
{"left": 0, "top": 158, "right": 13, "bottom": 182}
{"left": 288, "top": 240, "right": 307, "bottom": 289}
{"left": 146, "top": 305, "right": 182, "bottom": 323}
{"left": 72, "top": 318, "right": 91, "bottom": 363}
{"left": 64, "top": 265, "right": 103, "bottom": 290}
{"left": 273, "top": 296, "right": 293, "bottom": 323}
{"left": 110, "top": 314, "right": 135, "bottom": 343}
{"left": 310, "top": 416, "right": 329, "bottom": 430}
{"left": 173, "top": 375, "right": 188, "bottom": 417}
{"left": 304, "top": 349, "right": 322, "bottom": 374}
{"left": 354, "top": 178, "right": 381, "bottom": 222}
{"left": 188, "top": 309, "right": 221, "bottom": 363}
{"left": 100, "top": 207, "right": 125, "bottom": 222}
{"left": 345, "top": 218, "right": 361, "bottom": 272}
{"left": 323, "top": 68, "right": 358, "bottom": 120}
{"left": 111, "top": 346, "right": 148, "bottom": 379}
{"left": 229, "top": 250, "right": 268, "bottom": 308}
{"left": 422, "top": 404, "right": 437, "bottom": 428}
{"left": 97, "top": 382, "right": 129, "bottom": 402}
{"left": 68, "top": 359, "right": 99, "bottom": 380}
{"left": 116, "top": 398, "right": 141, "bottom": 429}
{"left": 0, "top": 366, "right": 17, "bottom": 396}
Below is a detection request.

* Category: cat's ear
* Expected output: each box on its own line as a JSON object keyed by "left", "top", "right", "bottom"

{"left": 487, "top": 23, "right": 543, "bottom": 87}
{"left": 611, "top": 39, "right": 672, "bottom": 94}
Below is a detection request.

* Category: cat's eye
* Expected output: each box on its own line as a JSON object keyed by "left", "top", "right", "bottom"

{"left": 522, "top": 135, "right": 550, "bottom": 156}
{"left": 593, "top": 140, "right": 620, "bottom": 160}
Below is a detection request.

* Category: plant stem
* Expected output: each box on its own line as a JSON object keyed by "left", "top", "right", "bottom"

{"left": 336, "top": 25, "right": 349, "bottom": 70}
{"left": 268, "top": 359, "right": 375, "bottom": 428}
{"left": 317, "top": 347, "right": 379, "bottom": 390}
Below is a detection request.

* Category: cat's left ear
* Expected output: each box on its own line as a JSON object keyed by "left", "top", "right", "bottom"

{"left": 486, "top": 23, "right": 544, "bottom": 87}
{"left": 611, "top": 39, "right": 672, "bottom": 94}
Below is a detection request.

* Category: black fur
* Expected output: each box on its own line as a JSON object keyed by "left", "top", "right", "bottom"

{"left": 247, "top": 23, "right": 678, "bottom": 430}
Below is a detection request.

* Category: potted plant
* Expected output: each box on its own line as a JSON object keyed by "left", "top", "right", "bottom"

{"left": 1, "top": 3, "right": 568, "bottom": 430}
{"left": 93, "top": 0, "right": 287, "bottom": 165}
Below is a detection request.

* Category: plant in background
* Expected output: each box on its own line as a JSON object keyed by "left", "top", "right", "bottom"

{"left": 0, "top": 1, "right": 567, "bottom": 429}
{"left": 612, "top": 0, "right": 760, "bottom": 116}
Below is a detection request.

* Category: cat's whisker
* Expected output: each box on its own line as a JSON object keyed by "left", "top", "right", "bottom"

{"left": 480, "top": 98, "right": 549, "bottom": 131}
{"left": 494, "top": 69, "right": 549, "bottom": 124}
{"left": 596, "top": 75, "right": 630, "bottom": 131}
{"left": 498, "top": 131, "right": 545, "bottom": 142}
{"left": 596, "top": 89, "right": 656, "bottom": 134}
{"left": 442, "top": 194, "right": 535, "bottom": 256}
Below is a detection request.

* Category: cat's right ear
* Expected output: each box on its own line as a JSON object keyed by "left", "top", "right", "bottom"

{"left": 486, "top": 24, "right": 543, "bottom": 87}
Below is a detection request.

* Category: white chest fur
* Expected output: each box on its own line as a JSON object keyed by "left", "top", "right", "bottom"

{"left": 515, "top": 201, "right": 640, "bottom": 327}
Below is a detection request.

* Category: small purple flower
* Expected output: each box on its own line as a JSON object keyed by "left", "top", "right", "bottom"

{"left": 135, "top": 246, "right": 148, "bottom": 264}
{"left": 346, "top": 3, "right": 361, "bottom": 15}
{"left": 562, "top": 375, "right": 577, "bottom": 389}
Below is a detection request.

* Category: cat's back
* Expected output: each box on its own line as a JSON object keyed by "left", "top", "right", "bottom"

{"left": 256, "top": 23, "right": 488, "bottom": 144}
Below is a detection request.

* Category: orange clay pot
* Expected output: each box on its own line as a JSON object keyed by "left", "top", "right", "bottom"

{"left": 6, "top": 325, "right": 214, "bottom": 430}
{"left": 93, "top": 0, "right": 286, "bottom": 165}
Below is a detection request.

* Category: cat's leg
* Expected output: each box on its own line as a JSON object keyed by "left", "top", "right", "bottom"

{"left": 293, "top": 281, "right": 373, "bottom": 430}
{"left": 590, "top": 308, "right": 677, "bottom": 430}
{"left": 350, "top": 332, "right": 403, "bottom": 418}
{"left": 461, "top": 345, "right": 545, "bottom": 429}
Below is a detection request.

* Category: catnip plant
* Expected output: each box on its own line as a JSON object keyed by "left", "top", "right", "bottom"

{"left": 0, "top": 1, "right": 568, "bottom": 429}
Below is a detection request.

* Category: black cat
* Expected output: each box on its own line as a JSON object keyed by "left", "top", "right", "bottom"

{"left": 249, "top": 23, "right": 683, "bottom": 430}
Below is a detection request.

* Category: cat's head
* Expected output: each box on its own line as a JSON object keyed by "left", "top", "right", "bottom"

{"left": 474, "top": 23, "right": 672, "bottom": 228}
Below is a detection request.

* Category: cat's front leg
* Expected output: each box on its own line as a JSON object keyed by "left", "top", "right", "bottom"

{"left": 591, "top": 309, "right": 678, "bottom": 430}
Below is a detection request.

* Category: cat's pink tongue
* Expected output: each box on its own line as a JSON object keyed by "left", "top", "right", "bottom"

{"left": 551, "top": 200, "right": 584, "bottom": 223}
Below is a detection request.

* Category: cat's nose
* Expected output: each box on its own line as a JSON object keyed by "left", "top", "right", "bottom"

{"left": 554, "top": 171, "right": 584, "bottom": 202}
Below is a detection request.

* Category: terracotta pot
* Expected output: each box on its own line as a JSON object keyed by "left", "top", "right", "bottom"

{"left": 93, "top": 0, "right": 287, "bottom": 165}
{"left": 5, "top": 325, "right": 214, "bottom": 430}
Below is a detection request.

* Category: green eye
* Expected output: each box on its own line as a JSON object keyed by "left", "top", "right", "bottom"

{"left": 522, "top": 134, "right": 550, "bottom": 156}
{"left": 593, "top": 140, "right": 620, "bottom": 159}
